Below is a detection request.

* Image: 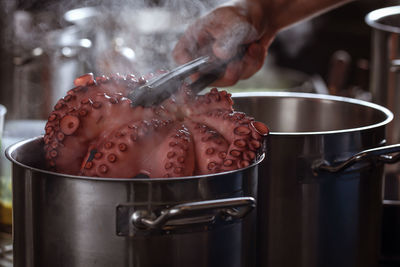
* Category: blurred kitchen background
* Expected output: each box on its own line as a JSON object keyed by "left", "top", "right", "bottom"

{"left": 0, "top": 0, "right": 400, "bottom": 266}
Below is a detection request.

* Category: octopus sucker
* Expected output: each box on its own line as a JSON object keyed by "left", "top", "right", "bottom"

{"left": 60, "top": 115, "right": 80, "bottom": 135}
{"left": 80, "top": 121, "right": 194, "bottom": 178}
{"left": 184, "top": 120, "right": 230, "bottom": 174}
{"left": 44, "top": 73, "right": 268, "bottom": 178}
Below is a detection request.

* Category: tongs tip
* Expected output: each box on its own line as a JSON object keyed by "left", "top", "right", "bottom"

{"left": 128, "top": 54, "right": 231, "bottom": 107}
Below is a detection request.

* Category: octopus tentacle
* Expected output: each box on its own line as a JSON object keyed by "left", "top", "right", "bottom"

{"left": 44, "top": 73, "right": 268, "bottom": 178}
{"left": 182, "top": 88, "right": 234, "bottom": 117}
{"left": 44, "top": 75, "right": 171, "bottom": 175}
{"left": 80, "top": 120, "right": 195, "bottom": 178}
{"left": 188, "top": 109, "right": 268, "bottom": 170}
{"left": 160, "top": 124, "right": 195, "bottom": 178}
{"left": 184, "top": 120, "right": 230, "bottom": 174}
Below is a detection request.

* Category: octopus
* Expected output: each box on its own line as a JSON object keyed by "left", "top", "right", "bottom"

{"left": 44, "top": 73, "right": 268, "bottom": 178}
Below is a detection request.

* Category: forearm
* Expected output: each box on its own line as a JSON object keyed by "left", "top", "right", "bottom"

{"left": 231, "top": 0, "right": 353, "bottom": 35}
{"left": 267, "top": 0, "right": 353, "bottom": 30}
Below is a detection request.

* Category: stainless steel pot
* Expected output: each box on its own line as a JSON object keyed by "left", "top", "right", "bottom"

{"left": 6, "top": 137, "right": 263, "bottom": 267}
{"left": 232, "top": 92, "right": 400, "bottom": 267}
{"left": 366, "top": 6, "right": 400, "bottom": 263}
{"left": 12, "top": 22, "right": 92, "bottom": 120}
{"left": 366, "top": 6, "right": 400, "bottom": 149}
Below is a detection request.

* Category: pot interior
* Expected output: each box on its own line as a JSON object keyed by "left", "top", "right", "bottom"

{"left": 232, "top": 92, "right": 392, "bottom": 134}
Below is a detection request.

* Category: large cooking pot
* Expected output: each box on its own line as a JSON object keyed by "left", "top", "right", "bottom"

{"left": 12, "top": 24, "right": 92, "bottom": 119}
{"left": 232, "top": 92, "right": 400, "bottom": 267}
{"left": 366, "top": 7, "right": 400, "bottom": 263}
{"left": 6, "top": 137, "right": 263, "bottom": 267}
{"left": 366, "top": 5, "right": 400, "bottom": 150}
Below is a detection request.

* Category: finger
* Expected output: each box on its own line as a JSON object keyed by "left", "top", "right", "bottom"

{"left": 212, "top": 59, "right": 243, "bottom": 87}
{"left": 173, "top": 18, "right": 216, "bottom": 64}
{"left": 211, "top": 41, "right": 266, "bottom": 86}
{"left": 173, "top": 20, "right": 205, "bottom": 63}
{"left": 260, "top": 31, "right": 277, "bottom": 48}
{"left": 238, "top": 42, "right": 266, "bottom": 80}
{"left": 173, "top": 34, "right": 196, "bottom": 64}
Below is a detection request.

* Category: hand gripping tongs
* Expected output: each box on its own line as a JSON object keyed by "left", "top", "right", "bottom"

{"left": 127, "top": 56, "right": 232, "bottom": 107}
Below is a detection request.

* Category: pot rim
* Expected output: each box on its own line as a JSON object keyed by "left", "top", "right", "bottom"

{"left": 232, "top": 92, "right": 393, "bottom": 136}
{"left": 5, "top": 136, "right": 265, "bottom": 182}
{"left": 365, "top": 5, "right": 400, "bottom": 33}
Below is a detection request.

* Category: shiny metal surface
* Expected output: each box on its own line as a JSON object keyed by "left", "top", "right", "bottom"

{"left": 7, "top": 137, "right": 261, "bottom": 267}
{"left": 233, "top": 92, "right": 393, "bottom": 267}
{"left": 314, "top": 143, "right": 400, "bottom": 173}
{"left": 366, "top": 7, "right": 400, "bottom": 263}
{"left": 366, "top": 6, "right": 400, "bottom": 169}
{"left": 12, "top": 24, "right": 91, "bottom": 120}
{"left": 130, "top": 197, "right": 255, "bottom": 231}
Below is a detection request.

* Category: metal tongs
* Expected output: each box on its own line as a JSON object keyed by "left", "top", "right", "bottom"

{"left": 128, "top": 55, "right": 230, "bottom": 107}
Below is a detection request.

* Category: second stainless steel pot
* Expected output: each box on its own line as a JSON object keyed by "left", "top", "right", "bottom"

{"left": 366, "top": 7, "right": 400, "bottom": 262}
{"left": 7, "top": 137, "right": 262, "bottom": 267}
{"left": 233, "top": 92, "right": 400, "bottom": 267}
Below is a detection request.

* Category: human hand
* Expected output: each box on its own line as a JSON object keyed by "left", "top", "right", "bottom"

{"left": 173, "top": 2, "right": 276, "bottom": 87}
{"left": 173, "top": 0, "right": 353, "bottom": 87}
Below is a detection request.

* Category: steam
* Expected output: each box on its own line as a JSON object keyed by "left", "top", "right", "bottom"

{"left": 7, "top": 0, "right": 228, "bottom": 119}
{"left": 275, "top": 20, "right": 314, "bottom": 58}
{"left": 60, "top": 0, "right": 229, "bottom": 76}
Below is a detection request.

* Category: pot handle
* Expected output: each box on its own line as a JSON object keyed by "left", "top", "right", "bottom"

{"left": 313, "top": 144, "right": 400, "bottom": 174}
{"left": 131, "top": 197, "right": 255, "bottom": 230}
